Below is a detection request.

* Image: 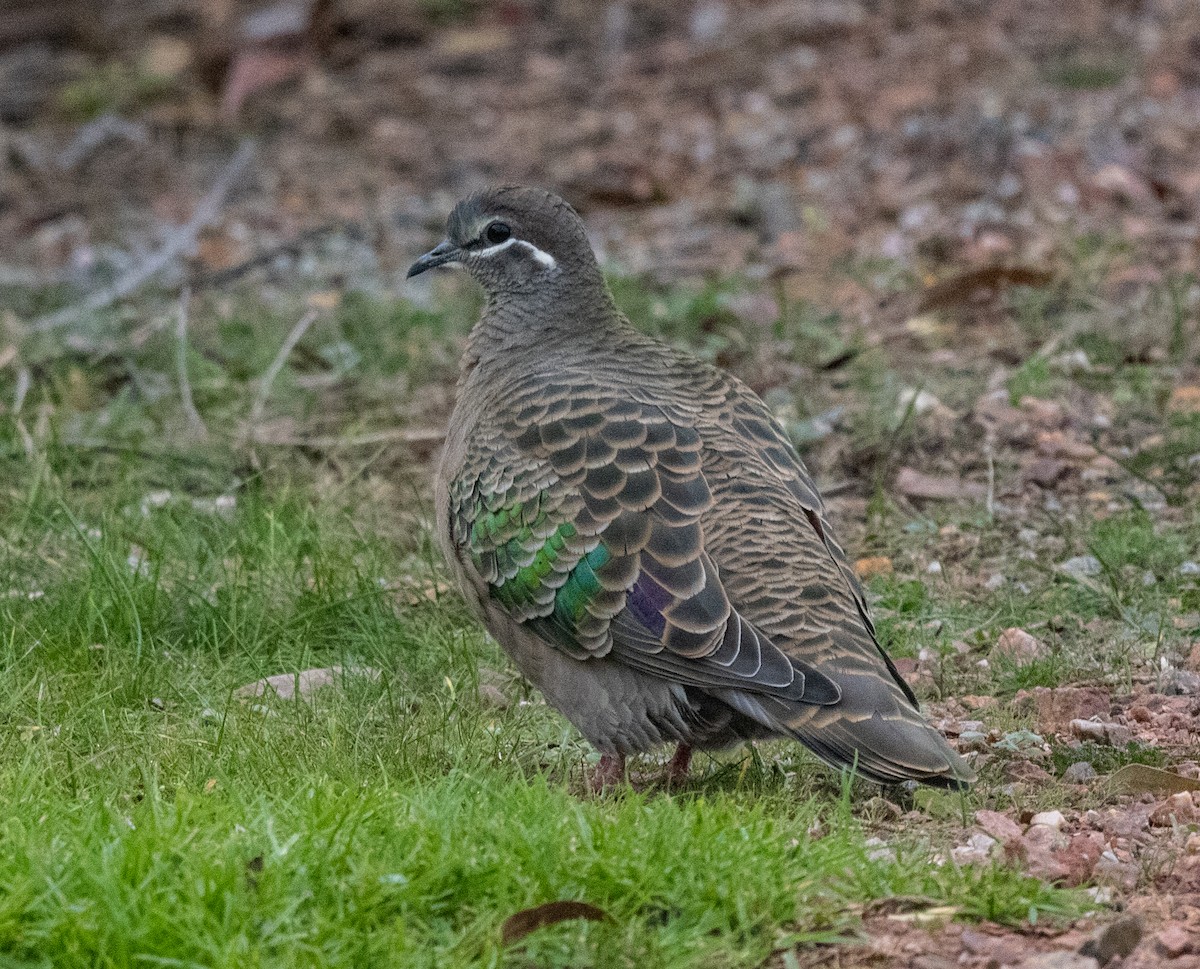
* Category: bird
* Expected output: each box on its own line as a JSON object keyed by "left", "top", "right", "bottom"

{"left": 408, "top": 186, "right": 975, "bottom": 792}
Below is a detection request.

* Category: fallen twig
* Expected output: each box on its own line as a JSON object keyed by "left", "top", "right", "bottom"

{"left": 56, "top": 114, "right": 150, "bottom": 170}
{"left": 13, "top": 367, "right": 33, "bottom": 458}
{"left": 250, "top": 427, "right": 446, "bottom": 449}
{"left": 174, "top": 287, "right": 208, "bottom": 439}
{"left": 190, "top": 222, "right": 354, "bottom": 289}
{"left": 247, "top": 308, "right": 319, "bottom": 429}
{"left": 27, "top": 141, "right": 255, "bottom": 334}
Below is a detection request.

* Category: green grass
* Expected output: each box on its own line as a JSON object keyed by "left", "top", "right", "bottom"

{"left": 0, "top": 453, "right": 1080, "bottom": 967}
{"left": 17, "top": 270, "right": 1198, "bottom": 965}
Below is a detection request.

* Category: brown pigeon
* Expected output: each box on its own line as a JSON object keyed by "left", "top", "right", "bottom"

{"left": 409, "top": 186, "right": 974, "bottom": 791}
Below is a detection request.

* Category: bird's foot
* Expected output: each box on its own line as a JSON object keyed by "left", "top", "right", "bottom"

{"left": 664, "top": 743, "right": 693, "bottom": 787}
{"left": 587, "top": 753, "right": 626, "bottom": 794}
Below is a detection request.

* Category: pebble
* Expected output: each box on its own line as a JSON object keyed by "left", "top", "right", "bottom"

{"left": 994, "top": 627, "right": 1047, "bottom": 663}
{"left": 863, "top": 836, "right": 895, "bottom": 862}
{"left": 1157, "top": 924, "right": 1193, "bottom": 958}
{"left": 1062, "top": 762, "right": 1098, "bottom": 784}
{"left": 1158, "top": 668, "right": 1200, "bottom": 696}
{"left": 1030, "top": 810, "right": 1066, "bottom": 830}
{"left": 1181, "top": 561, "right": 1200, "bottom": 575}
{"left": 952, "top": 832, "right": 997, "bottom": 865}
{"left": 1078, "top": 915, "right": 1143, "bottom": 966}
{"left": 1070, "top": 719, "right": 1133, "bottom": 746}
{"left": 1060, "top": 555, "right": 1102, "bottom": 577}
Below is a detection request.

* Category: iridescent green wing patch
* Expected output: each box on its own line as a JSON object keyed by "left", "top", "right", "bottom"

{"left": 451, "top": 468, "right": 609, "bottom": 639}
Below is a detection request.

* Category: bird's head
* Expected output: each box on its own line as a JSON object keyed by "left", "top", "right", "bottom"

{"left": 407, "top": 186, "right": 601, "bottom": 296}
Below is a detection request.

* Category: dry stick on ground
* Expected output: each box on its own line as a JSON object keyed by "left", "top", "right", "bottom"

{"left": 13, "top": 367, "right": 33, "bottom": 458}
{"left": 174, "top": 287, "right": 208, "bottom": 439}
{"left": 251, "top": 427, "right": 447, "bottom": 449}
{"left": 26, "top": 140, "right": 256, "bottom": 334}
{"left": 246, "top": 308, "right": 320, "bottom": 440}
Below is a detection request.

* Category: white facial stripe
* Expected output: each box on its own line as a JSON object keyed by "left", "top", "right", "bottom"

{"left": 474, "top": 237, "right": 558, "bottom": 270}
{"left": 519, "top": 240, "right": 558, "bottom": 269}
{"left": 475, "top": 237, "right": 518, "bottom": 259}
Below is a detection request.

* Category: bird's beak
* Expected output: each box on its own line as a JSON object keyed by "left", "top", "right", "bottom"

{"left": 406, "top": 239, "right": 461, "bottom": 278}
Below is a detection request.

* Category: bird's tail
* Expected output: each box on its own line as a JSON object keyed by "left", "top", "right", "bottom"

{"left": 718, "top": 667, "right": 976, "bottom": 789}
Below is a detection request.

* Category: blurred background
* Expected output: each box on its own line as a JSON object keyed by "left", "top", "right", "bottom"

{"left": 4, "top": 0, "right": 1200, "bottom": 296}
{"left": 2, "top": 0, "right": 1200, "bottom": 506}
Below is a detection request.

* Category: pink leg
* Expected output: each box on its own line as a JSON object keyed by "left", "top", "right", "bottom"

{"left": 588, "top": 752, "right": 626, "bottom": 793}
{"left": 666, "top": 743, "right": 693, "bottom": 784}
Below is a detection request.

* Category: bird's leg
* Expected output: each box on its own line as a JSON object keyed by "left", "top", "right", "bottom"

{"left": 588, "top": 752, "right": 626, "bottom": 793}
{"left": 666, "top": 743, "right": 693, "bottom": 785}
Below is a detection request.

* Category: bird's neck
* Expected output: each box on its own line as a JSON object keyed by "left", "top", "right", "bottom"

{"left": 463, "top": 281, "right": 624, "bottom": 373}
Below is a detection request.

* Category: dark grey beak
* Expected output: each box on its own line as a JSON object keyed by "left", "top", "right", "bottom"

{"left": 406, "top": 239, "right": 461, "bottom": 278}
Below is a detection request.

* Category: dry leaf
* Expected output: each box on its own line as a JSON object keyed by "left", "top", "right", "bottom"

{"left": 501, "top": 901, "right": 611, "bottom": 945}
{"left": 234, "top": 666, "right": 380, "bottom": 701}
{"left": 853, "top": 556, "right": 893, "bottom": 579}
{"left": 917, "top": 266, "right": 1054, "bottom": 313}
{"left": 886, "top": 905, "right": 960, "bottom": 927}
{"left": 1167, "top": 386, "right": 1200, "bottom": 415}
{"left": 895, "top": 467, "right": 987, "bottom": 502}
{"left": 1107, "top": 764, "right": 1200, "bottom": 796}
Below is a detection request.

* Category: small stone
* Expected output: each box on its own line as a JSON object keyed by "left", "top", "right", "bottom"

{"left": 975, "top": 809, "right": 1023, "bottom": 842}
{"left": 1019, "top": 686, "right": 1111, "bottom": 733}
{"left": 1150, "top": 792, "right": 1197, "bottom": 827}
{"left": 1026, "top": 457, "right": 1069, "bottom": 487}
{"left": 984, "top": 573, "right": 1007, "bottom": 590}
{"left": 1062, "top": 762, "right": 1098, "bottom": 784}
{"left": 1070, "top": 719, "right": 1132, "bottom": 746}
{"left": 926, "top": 560, "right": 943, "bottom": 574}
{"left": 994, "top": 627, "right": 1047, "bottom": 664}
{"left": 962, "top": 694, "right": 999, "bottom": 711}
{"left": 1182, "top": 561, "right": 1200, "bottom": 575}
{"left": 1158, "top": 668, "right": 1200, "bottom": 696}
{"left": 1060, "top": 555, "right": 1102, "bottom": 578}
{"left": 959, "top": 730, "right": 988, "bottom": 750}
{"left": 477, "top": 683, "right": 510, "bottom": 709}
{"left": 1050, "top": 349, "right": 1092, "bottom": 374}
{"left": 1093, "top": 854, "right": 1139, "bottom": 891}
{"left": 952, "top": 832, "right": 997, "bottom": 865}
{"left": 234, "top": 666, "right": 381, "bottom": 701}
{"left": 1078, "top": 914, "right": 1142, "bottom": 966}
{"left": 1030, "top": 810, "right": 1066, "bottom": 830}
{"left": 1157, "top": 923, "right": 1193, "bottom": 958}
{"left": 863, "top": 836, "right": 894, "bottom": 861}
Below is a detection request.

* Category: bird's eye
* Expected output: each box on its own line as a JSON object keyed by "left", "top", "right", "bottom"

{"left": 485, "top": 222, "right": 511, "bottom": 244}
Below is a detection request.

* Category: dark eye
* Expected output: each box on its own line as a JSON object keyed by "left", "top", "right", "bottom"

{"left": 485, "top": 222, "right": 511, "bottom": 244}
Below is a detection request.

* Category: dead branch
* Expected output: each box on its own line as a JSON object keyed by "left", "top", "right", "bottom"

{"left": 26, "top": 140, "right": 256, "bottom": 334}
{"left": 249, "top": 427, "right": 446, "bottom": 449}
{"left": 174, "top": 287, "right": 208, "bottom": 439}
{"left": 247, "top": 308, "right": 320, "bottom": 429}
